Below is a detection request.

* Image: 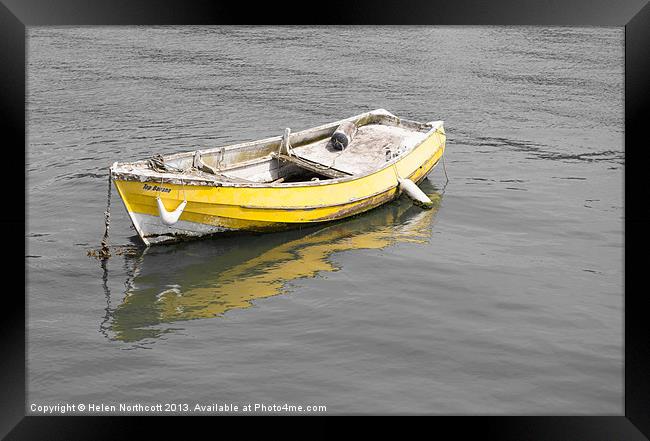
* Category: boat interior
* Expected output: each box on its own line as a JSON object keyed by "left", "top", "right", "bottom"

{"left": 114, "top": 110, "right": 440, "bottom": 185}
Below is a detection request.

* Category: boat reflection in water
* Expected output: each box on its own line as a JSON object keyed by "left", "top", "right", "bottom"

{"left": 103, "top": 181, "right": 443, "bottom": 343}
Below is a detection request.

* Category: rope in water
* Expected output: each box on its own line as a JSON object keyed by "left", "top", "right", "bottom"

{"left": 90, "top": 171, "right": 141, "bottom": 259}
{"left": 98, "top": 170, "right": 112, "bottom": 259}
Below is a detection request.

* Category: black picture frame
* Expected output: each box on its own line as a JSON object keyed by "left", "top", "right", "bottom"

{"left": 5, "top": 0, "right": 649, "bottom": 438}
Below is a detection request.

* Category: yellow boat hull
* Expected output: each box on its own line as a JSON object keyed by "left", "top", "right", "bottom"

{"left": 113, "top": 121, "right": 445, "bottom": 245}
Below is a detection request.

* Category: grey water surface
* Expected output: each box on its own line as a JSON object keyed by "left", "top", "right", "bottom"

{"left": 26, "top": 26, "right": 623, "bottom": 414}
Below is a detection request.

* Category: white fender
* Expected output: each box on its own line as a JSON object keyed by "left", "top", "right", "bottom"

{"left": 398, "top": 178, "right": 433, "bottom": 209}
{"left": 156, "top": 197, "right": 187, "bottom": 226}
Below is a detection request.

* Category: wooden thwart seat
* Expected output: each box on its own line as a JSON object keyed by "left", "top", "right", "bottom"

{"left": 271, "top": 152, "right": 352, "bottom": 179}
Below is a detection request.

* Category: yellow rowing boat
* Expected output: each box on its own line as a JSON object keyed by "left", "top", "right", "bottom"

{"left": 110, "top": 109, "right": 446, "bottom": 245}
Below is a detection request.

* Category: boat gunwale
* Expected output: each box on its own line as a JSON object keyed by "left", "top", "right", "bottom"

{"left": 110, "top": 109, "right": 445, "bottom": 189}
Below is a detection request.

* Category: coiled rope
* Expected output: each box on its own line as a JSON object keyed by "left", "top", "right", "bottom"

{"left": 147, "top": 154, "right": 184, "bottom": 173}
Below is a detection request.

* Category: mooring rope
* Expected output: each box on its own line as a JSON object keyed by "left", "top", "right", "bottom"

{"left": 98, "top": 170, "right": 112, "bottom": 259}
{"left": 87, "top": 167, "right": 144, "bottom": 260}
{"left": 89, "top": 171, "right": 140, "bottom": 259}
{"left": 442, "top": 154, "right": 449, "bottom": 185}
{"left": 438, "top": 152, "right": 450, "bottom": 197}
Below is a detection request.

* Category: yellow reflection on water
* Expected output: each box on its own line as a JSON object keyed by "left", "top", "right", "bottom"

{"left": 105, "top": 184, "right": 442, "bottom": 343}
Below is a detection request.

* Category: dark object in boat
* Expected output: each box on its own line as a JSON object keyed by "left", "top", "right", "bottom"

{"left": 331, "top": 121, "right": 357, "bottom": 150}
